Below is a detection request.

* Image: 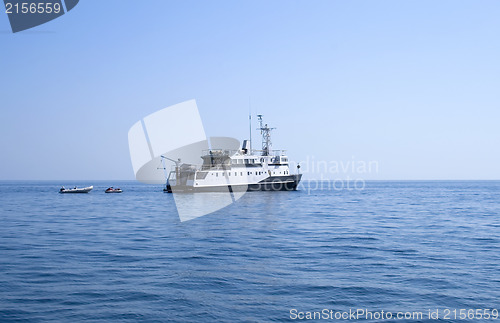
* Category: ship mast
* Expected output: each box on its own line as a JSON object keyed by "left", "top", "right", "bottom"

{"left": 249, "top": 105, "right": 252, "bottom": 153}
{"left": 257, "top": 114, "right": 275, "bottom": 156}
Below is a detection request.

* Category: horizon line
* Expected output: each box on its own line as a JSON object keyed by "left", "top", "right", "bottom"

{"left": 1, "top": 179, "right": 500, "bottom": 182}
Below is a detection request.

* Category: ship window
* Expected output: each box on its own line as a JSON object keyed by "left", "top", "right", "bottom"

{"left": 216, "top": 173, "right": 218, "bottom": 177}
{"left": 228, "top": 172, "right": 230, "bottom": 176}
{"left": 234, "top": 172, "right": 237, "bottom": 176}
{"left": 196, "top": 172, "right": 208, "bottom": 179}
{"left": 240, "top": 172, "right": 243, "bottom": 176}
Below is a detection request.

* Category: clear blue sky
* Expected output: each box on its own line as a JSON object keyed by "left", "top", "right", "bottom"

{"left": 1, "top": 0, "right": 499, "bottom": 180}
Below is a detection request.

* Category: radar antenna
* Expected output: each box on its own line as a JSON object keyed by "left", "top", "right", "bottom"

{"left": 257, "top": 114, "right": 275, "bottom": 156}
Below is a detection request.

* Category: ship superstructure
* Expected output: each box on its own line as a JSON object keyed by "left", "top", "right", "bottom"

{"left": 165, "top": 115, "right": 302, "bottom": 192}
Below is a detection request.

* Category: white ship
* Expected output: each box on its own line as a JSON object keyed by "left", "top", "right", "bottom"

{"left": 165, "top": 115, "right": 302, "bottom": 193}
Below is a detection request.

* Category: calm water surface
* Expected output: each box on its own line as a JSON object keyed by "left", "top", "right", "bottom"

{"left": 0, "top": 181, "right": 499, "bottom": 322}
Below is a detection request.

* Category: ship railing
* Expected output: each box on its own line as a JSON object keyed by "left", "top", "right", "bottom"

{"left": 250, "top": 149, "right": 287, "bottom": 156}
{"left": 202, "top": 149, "right": 238, "bottom": 156}
{"left": 200, "top": 165, "right": 232, "bottom": 171}
{"left": 170, "top": 164, "right": 230, "bottom": 172}
{"left": 202, "top": 149, "right": 287, "bottom": 156}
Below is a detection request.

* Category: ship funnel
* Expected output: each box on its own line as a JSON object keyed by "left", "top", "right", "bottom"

{"left": 242, "top": 140, "right": 250, "bottom": 154}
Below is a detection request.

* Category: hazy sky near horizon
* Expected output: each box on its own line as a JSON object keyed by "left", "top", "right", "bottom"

{"left": 1, "top": 0, "right": 499, "bottom": 180}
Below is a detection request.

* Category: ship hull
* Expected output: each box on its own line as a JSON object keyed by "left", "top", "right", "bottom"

{"left": 166, "top": 174, "right": 302, "bottom": 193}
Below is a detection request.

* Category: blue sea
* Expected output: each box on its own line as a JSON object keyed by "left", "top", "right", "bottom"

{"left": 0, "top": 181, "right": 499, "bottom": 322}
